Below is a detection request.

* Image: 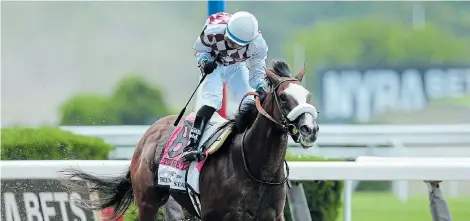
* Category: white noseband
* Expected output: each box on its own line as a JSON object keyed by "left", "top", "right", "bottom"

{"left": 286, "top": 103, "right": 318, "bottom": 121}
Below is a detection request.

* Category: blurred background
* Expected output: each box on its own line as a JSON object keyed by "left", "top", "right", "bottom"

{"left": 1, "top": 1, "right": 469, "bottom": 221}
{"left": 3, "top": 1, "right": 470, "bottom": 126}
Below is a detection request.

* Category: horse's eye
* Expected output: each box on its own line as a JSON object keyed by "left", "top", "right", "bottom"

{"left": 279, "top": 94, "right": 287, "bottom": 102}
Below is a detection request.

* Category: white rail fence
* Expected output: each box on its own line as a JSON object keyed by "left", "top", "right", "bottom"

{"left": 59, "top": 124, "right": 470, "bottom": 158}
{"left": 60, "top": 124, "right": 470, "bottom": 199}
{"left": 5, "top": 125, "right": 467, "bottom": 220}
{"left": 2, "top": 160, "right": 470, "bottom": 221}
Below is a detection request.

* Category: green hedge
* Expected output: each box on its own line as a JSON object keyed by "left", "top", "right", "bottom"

{"left": 1, "top": 127, "right": 114, "bottom": 160}
{"left": 356, "top": 181, "right": 391, "bottom": 192}
{"left": 60, "top": 75, "right": 172, "bottom": 126}
{"left": 123, "top": 152, "right": 344, "bottom": 221}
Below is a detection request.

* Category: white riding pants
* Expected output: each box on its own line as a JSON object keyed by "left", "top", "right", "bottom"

{"left": 200, "top": 62, "right": 255, "bottom": 111}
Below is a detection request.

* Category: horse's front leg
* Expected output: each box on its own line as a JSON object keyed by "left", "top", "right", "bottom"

{"left": 162, "top": 196, "right": 184, "bottom": 221}
{"left": 276, "top": 212, "right": 285, "bottom": 221}
{"left": 212, "top": 210, "right": 264, "bottom": 221}
{"left": 218, "top": 211, "right": 247, "bottom": 221}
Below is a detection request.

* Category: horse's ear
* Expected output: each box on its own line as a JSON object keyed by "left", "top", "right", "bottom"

{"left": 295, "top": 64, "right": 306, "bottom": 82}
{"left": 264, "top": 67, "right": 279, "bottom": 86}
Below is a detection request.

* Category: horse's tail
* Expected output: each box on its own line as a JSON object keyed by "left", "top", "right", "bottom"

{"left": 60, "top": 167, "right": 134, "bottom": 220}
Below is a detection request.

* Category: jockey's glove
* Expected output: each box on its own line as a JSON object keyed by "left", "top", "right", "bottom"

{"left": 256, "top": 85, "right": 267, "bottom": 101}
{"left": 200, "top": 58, "right": 217, "bottom": 75}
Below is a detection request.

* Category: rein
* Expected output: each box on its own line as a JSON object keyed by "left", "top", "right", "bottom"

{"left": 237, "top": 77, "right": 302, "bottom": 186}
{"left": 241, "top": 127, "right": 290, "bottom": 185}
{"left": 240, "top": 78, "right": 303, "bottom": 139}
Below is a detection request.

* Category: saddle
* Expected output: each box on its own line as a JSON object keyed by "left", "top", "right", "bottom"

{"left": 157, "top": 111, "right": 233, "bottom": 188}
{"left": 195, "top": 112, "right": 233, "bottom": 154}
{"left": 156, "top": 112, "right": 233, "bottom": 217}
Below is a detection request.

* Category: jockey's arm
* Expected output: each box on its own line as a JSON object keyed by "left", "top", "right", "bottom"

{"left": 192, "top": 26, "right": 215, "bottom": 67}
{"left": 193, "top": 36, "right": 212, "bottom": 66}
{"left": 246, "top": 36, "right": 269, "bottom": 90}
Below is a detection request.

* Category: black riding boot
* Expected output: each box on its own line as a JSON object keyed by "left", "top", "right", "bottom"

{"left": 181, "top": 105, "right": 216, "bottom": 163}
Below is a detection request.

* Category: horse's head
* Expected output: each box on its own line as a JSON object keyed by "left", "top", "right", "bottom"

{"left": 263, "top": 61, "right": 319, "bottom": 148}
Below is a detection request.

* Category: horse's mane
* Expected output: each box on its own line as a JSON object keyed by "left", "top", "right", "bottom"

{"left": 230, "top": 60, "right": 292, "bottom": 133}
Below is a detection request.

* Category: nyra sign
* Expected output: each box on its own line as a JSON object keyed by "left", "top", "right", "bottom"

{"left": 318, "top": 67, "right": 470, "bottom": 122}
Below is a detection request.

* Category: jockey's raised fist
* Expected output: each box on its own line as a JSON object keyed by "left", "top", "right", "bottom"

{"left": 201, "top": 59, "right": 217, "bottom": 75}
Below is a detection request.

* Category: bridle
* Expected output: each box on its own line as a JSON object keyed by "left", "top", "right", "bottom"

{"left": 240, "top": 77, "right": 305, "bottom": 142}
{"left": 238, "top": 76, "right": 307, "bottom": 186}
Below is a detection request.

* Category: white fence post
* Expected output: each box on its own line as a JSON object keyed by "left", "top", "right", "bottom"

{"left": 286, "top": 181, "right": 312, "bottom": 221}
{"left": 343, "top": 180, "right": 353, "bottom": 221}
{"left": 391, "top": 139, "right": 409, "bottom": 202}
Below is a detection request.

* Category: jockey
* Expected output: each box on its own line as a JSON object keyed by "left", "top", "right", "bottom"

{"left": 181, "top": 11, "right": 268, "bottom": 163}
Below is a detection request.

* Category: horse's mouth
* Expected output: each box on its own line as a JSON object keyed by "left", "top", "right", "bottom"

{"left": 299, "top": 135, "right": 316, "bottom": 149}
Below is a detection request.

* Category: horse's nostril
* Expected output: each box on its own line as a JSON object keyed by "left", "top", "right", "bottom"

{"left": 299, "top": 125, "right": 311, "bottom": 134}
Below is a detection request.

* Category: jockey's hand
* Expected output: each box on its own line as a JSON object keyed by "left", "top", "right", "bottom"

{"left": 256, "top": 86, "right": 267, "bottom": 101}
{"left": 200, "top": 59, "right": 217, "bottom": 75}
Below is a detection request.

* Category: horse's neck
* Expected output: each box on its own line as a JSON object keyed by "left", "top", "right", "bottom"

{"left": 243, "top": 107, "right": 288, "bottom": 178}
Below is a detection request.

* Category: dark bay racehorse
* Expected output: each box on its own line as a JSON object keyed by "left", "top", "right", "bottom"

{"left": 61, "top": 60, "right": 319, "bottom": 221}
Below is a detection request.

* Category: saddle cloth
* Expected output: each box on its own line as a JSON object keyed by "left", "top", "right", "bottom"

{"left": 157, "top": 112, "right": 233, "bottom": 216}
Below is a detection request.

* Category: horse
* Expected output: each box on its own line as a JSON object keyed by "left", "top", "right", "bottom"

{"left": 61, "top": 60, "right": 319, "bottom": 221}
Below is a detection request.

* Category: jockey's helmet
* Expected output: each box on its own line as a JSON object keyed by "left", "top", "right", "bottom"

{"left": 225, "top": 11, "right": 259, "bottom": 48}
